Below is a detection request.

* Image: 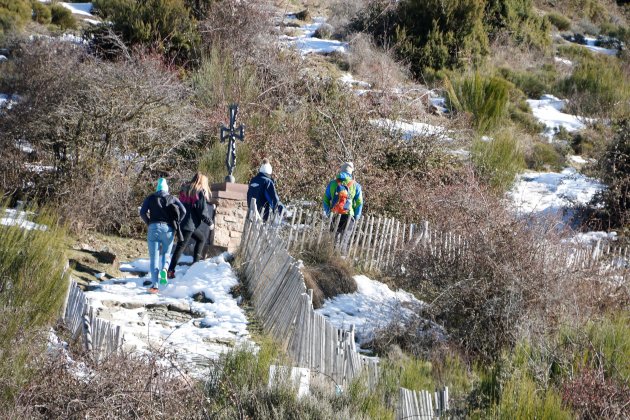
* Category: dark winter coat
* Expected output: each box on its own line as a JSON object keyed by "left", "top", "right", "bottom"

{"left": 178, "top": 189, "right": 214, "bottom": 232}
{"left": 247, "top": 172, "right": 282, "bottom": 221}
{"left": 139, "top": 190, "right": 186, "bottom": 226}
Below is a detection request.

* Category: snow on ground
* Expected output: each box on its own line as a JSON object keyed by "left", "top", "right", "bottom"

{"left": 567, "top": 231, "right": 617, "bottom": 245}
{"left": 316, "top": 275, "right": 424, "bottom": 349}
{"left": 508, "top": 167, "right": 604, "bottom": 224}
{"left": 527, "top": 94, "right": 592, "bottom": 141}
{"left": 279, "top": 16, "right": 347, "bottom": 55}
{"left": 1, "top": 209, "right": 46, "bottom": 230}
{"left": 371, "top": 118, "right": 452, "bottom": 141}
{"left": 339, "top": 73, "right": 371, "bottom": 94}
{"left": 0, "top": 93, "right": 18, "bottom": 110}
{"left": 583, "top": 36, "right": 618, "bottom": 56}
{"left": 85, "top": 254, "right": 251, "bottom": 374}
{"left": 554, "top": 57, "right": 573, "bottom": 66}
{"left": 39, "top": 1, "right": 95, "bottom": 17}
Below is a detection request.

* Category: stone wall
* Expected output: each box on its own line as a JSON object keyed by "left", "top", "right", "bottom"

{"left": 209, "top": 182, "right": 248, "bottom": 254}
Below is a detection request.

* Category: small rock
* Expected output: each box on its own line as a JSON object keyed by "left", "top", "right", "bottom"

{"left": 146, "top": 303, "right": 168, "bottom": 311}
{"left": 192, "top": 291, "right": 213, "bottom": 303}
{"left": 121, "top": 302, "right": 144, "bottom": 310}
{"left": 95, "top": 250, "right": 117, "bottom": 265}
{"left": 142, "top": 280, "right": 152, "bottom": 286}
{"left": 168, "top": 302, "right": 191, "bottom": 313}
{"left": 85, "top": 284, "right": 102, "bottom": 292}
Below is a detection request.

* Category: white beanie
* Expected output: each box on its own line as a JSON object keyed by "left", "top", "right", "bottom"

{"left": 340, "top": 161, "right": 354, "bottom": 175}
{"left": 260, "top": 158, "right": 272, "bottom": 175}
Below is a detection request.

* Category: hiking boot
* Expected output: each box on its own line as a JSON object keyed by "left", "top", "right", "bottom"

{"left": 148, "top": 287, "right": 159, "bottom": 294}
{"left": 159, "top": 269, "right": 168, "bottom": 286}
{"left": 167, "top": 270, "right": 176, "bottom": 279}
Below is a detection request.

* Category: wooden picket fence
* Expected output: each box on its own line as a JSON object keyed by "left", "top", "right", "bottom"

{"left": 63, "top": 281, "right": 123, "bottom": 363}
{"left": 269, "top": 204, "right": 628, "bottom": 281}
{"left": 397, "top": 387, "right": 449, "bottom": 420}
{"left": 240, "top": 201, "right": 379, "bottom": 389}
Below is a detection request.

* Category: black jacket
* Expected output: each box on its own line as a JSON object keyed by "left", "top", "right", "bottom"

{"left": 139, "top": 190, "right": 186, "bottom": 225}
{"left": 178, "top": 190, "right": 214, "bottom": 232}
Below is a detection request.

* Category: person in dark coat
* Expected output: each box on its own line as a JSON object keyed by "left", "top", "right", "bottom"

{"left": 140, "top": 178, "right": 186, "bottom": 293}
{"left": 167, "top": 173, "right": 215, "bottom": 279}
{"left": 247, "top": 158, "right": 283, "bottom": 221}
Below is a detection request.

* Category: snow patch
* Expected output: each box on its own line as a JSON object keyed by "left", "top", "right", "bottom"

{"left": 371, "top": 118, "right": 451, "bottom": 141}
{"left": 526, "top": 94, "right": 591, "bottom": 141}
{"left": 508, "top": 167, "right": 604, "bottom": 224}
{"left": 85, "top": 255, "right": 251, "bottom": 373}
{"left": 1, "top": 209, "right": 47, "bottom": 230}
{"left": 317, "top": 275, "right": 424, "bottom": 348}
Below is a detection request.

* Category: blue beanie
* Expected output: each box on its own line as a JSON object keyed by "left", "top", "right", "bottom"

{"left": 156, "top": 178, "right": 169, "bottom": 193}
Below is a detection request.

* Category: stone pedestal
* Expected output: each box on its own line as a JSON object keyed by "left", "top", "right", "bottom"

{"left": 208, "top": 182, "right": 248, "bottom": 254}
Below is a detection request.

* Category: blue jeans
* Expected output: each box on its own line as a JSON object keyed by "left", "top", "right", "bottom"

{"left": 147, "top": 222, "right": 174, "bottom": 286}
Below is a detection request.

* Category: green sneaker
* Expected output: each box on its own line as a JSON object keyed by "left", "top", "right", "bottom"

{"left": 159, "top": 269, "right": 168, "bottom": 286}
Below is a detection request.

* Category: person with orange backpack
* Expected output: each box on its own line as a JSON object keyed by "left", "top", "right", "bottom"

{"left": 322, "top": 162, "right": 363, "bottom": 237}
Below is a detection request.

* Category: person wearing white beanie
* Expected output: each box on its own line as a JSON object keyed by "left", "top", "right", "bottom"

{"left": 247, "top": 158, "right": 284, "bottom": 221}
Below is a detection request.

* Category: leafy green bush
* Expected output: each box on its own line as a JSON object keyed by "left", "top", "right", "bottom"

{"left": 0, "top": 0, "right": 31, "bottom": 37}
{"left": 526, "top": 142, "right": 566, "bottom": 171}
{"left": 484, "top": 0, "right": 551, "bottom": 49}
{"left": 31, "top": 1, "right": 52, "bottom": 25}
{"left": 546, "top": 12, "right": 572, "bottom": 31}
{"left": 0, "top": 204, "right": 69, "bottom": 408}
{"left": 51, "top": 3, "right": 77, "bottom": 30}
{"left": 92, "top": 0, "right": 200, "bottom": 63}
{"left": 472, "top": 130, "right": 525, "bottom": 192}
{"left": 446, "top": 73, "right": 511, "bottom": 133}
{"left": 556, "top": 44, "right": 593, "bottom": 61}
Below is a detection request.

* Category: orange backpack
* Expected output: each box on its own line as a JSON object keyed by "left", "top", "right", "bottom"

{"left": 331, "top": 180, "right": 354, "bottom": 214}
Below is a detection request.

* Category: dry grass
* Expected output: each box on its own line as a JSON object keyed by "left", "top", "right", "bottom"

{"left": 11, "top": 348, "right": 211, "bottom": 418}
{"left": 300, "top": 240, "right": 356, "bottom": 309}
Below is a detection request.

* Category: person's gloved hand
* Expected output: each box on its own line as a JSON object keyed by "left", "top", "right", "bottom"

{"left": 209, "top": 223, "right": 215, "bottom": 231}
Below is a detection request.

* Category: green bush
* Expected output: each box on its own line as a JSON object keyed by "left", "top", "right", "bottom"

{"left": 92, "top": 0, "right": 200, "bottom": 63}
{"left": 471, "top": 130, "right": 525, "bottom": 192}
{"left": 0, "top": 0, "right": 31, "bottom": 36}
{"left": 526, "top": 142, "right": 566, "bottom": 171}
{"left": 558, "top": 54, "right": 630, "bottom": 116}
{"left": 198, "top": 140, "right": 252, "bottom": 184}
{"left": 0, "top": 204, "right": 70, "bottom": 408}
{"left": 546, "top": 12, "right": 572, "bottom": 31}
{"left": 51, "top": 3, "right": 77, "bottom": 30}
{"left": 484, "top": 0, "right": 551, "bottom": 50}
{"left": 446, "top": 73, "right": 511, "bottom": 133}
{"left": 498, "top": 65, "right": 558, "bottom": 98}
{"left": 31, "top": 1, "right": 52, "bottom": 25}
{"left": 192, "top": 48, "right": 260, "bottom": 109}
{"left": 556, "top": 44, "right": 593, "bottom": 61}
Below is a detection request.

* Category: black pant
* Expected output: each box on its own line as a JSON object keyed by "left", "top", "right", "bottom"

{"left": 168, "top": 228, "right": 207, "bottom": 271}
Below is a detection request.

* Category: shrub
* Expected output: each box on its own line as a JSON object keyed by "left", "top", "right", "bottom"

{"left": 0, "top": 41, "right": 208, "bottom": 235}
{"left": 445, "top": 73, "right": 511, "bottom": 133}
{"left": 547, "top": 12, "right": 572, "bottom": 31}
{"left": 50, "top": 3, "right": 77, "bottom": 30}
{"left": 592, "top": 119, "right": 630, "bottom": 228}
{"left": 472, "top": 130, "right": 525, "bottom": 192}
{"left": 496, "top": 372, "right": 573, "bottom": 419}
{"left": 198, "top": 140, "right": 252, "bottom": 185}
{"left": 0, "top": 0, "right": 31, "bottom": 37}
{"left": 498, "top": 65, "right": 558, "bottom": 98}
{"left": 31, "top": 1, "right": 52, "bottom": 25}
{"left": 92, "top": 0, "right": 200, "bottom": 63}
{"left": 11, "top": 349, "right": 210, "bottom": 418}
{"left": 526, "top": 142, "right": 566, "bottom": 171}
{"left": 0, "top": 204, "right": 69, "bottom": 409}
{"left": 557, "top": 55, "right": 630, "bottom": 117}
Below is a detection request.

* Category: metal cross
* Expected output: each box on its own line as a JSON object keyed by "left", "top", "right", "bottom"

{"left": 220, "top": 104, "right": 245, "bottom": 183}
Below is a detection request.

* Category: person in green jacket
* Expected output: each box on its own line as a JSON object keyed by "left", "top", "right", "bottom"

{"left": 322, "top": 162, "right": 363, "bottom": 235}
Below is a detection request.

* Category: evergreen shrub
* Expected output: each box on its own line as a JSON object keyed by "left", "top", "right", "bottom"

{"left": 50, "top": 3, "right": 77, "bottom": 30}
{"left": 526, "top": 142, "right": 566, "bottom": 171}
{"left": 31, "top": 1, "right": 52, "bottom": 25}
{"left": 547, "top": 12, "right": 572, "bottom": 31}
{"left": 0, "top": 0, "right": 31, "bottom": 36}
{"left": 0, "top": 204, "right": 69, "bottom": 409}
{"left": 471, "top": 130, "right": 525, "bottom": 191}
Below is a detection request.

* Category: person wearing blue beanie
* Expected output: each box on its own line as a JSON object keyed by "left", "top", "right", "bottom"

{"left": 139, "top": 177, "right": 186, "bottom": 293}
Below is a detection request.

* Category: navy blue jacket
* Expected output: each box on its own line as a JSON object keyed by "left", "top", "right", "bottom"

{"left": 247, "top": 172, "right": 282, "bottom": 221}
{"left": 139, "top": 190, "right": 186, "bottom": 225}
